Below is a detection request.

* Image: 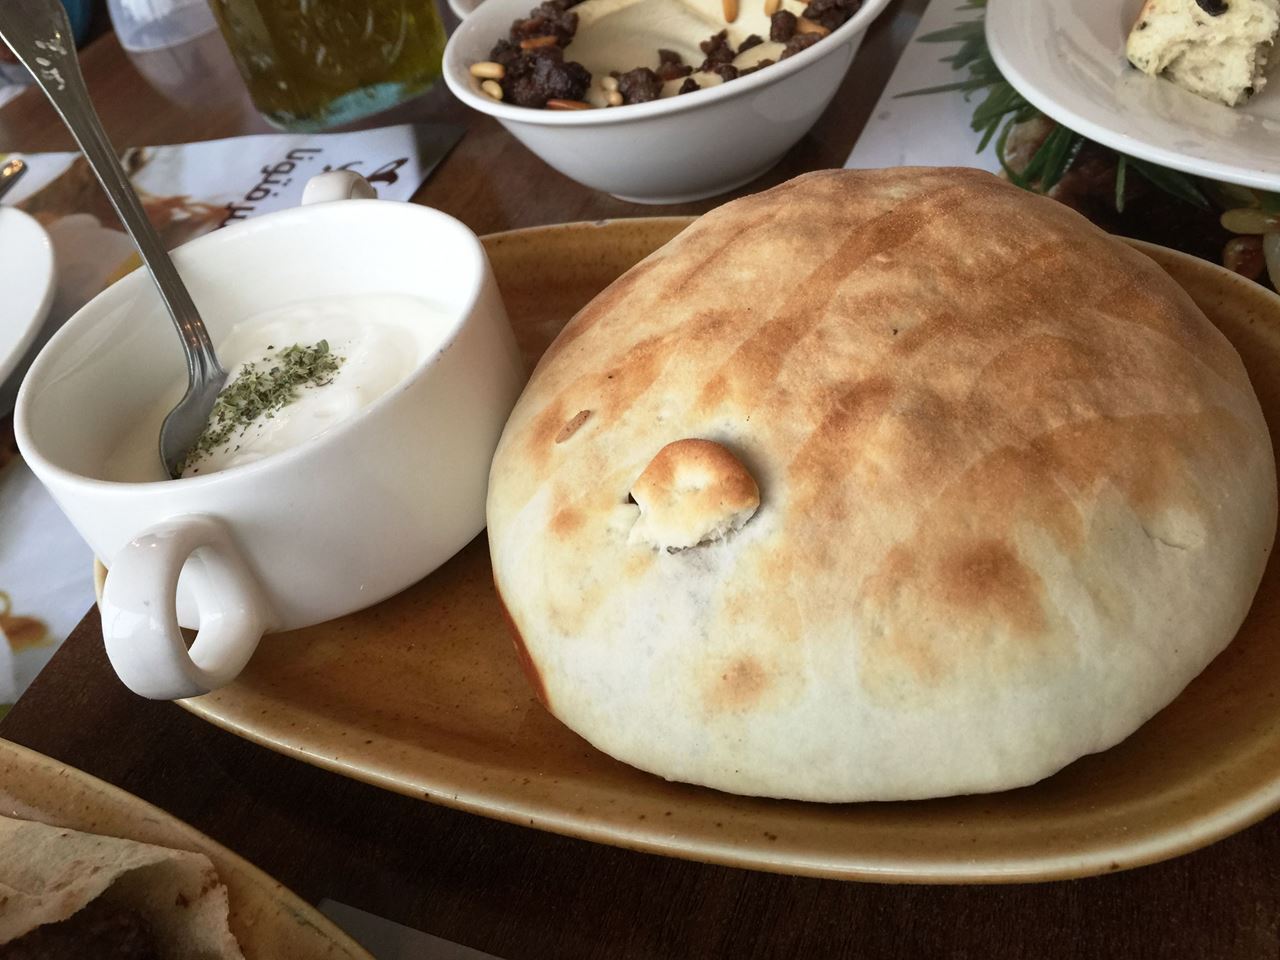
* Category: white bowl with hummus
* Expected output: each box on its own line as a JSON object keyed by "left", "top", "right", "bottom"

{"left": 15, "top": 173, "right": 526, "bottom": 699}
{"left": 442, "top": 0, "right": 892, "bottom": 203}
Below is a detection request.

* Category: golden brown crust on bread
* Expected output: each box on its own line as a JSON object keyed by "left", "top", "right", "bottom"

{"left": 486, "top": 168, "right": 1276, "bottom": 801}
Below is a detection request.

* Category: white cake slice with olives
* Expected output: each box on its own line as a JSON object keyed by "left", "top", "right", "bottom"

{"left": 1126, "top": 0, "right": 1279, "bottom": 106}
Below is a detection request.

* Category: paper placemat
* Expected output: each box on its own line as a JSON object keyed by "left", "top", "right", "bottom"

{"left": 845, "top": 0, "right": 994, "bottom": 172}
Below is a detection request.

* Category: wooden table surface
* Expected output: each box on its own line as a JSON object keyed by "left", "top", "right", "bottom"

{"left": 5, "top": 5, "right": 1280, "bottom": 958}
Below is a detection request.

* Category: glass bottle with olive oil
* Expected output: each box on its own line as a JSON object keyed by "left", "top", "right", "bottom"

{"left": 207, "top": 0, "right": 445, "bottom": 131}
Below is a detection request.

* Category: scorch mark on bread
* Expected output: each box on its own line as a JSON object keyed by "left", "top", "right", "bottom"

{"left": 705, "top": 656, "right": 771, "bottom": 712}
{"left": 523, "top": 334, "right": 666, "bottom": 476}
{"left": 496, "top": 586, "right": 550, "bottom": 708}
{"left": 556, "top": 409, "right": 592, "bottom": 443}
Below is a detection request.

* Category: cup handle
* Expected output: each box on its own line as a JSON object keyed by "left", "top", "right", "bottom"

{"left": 99, "top": 515, "right": 273, "bottom": 700}
{"left": 300, "top": 170, "right": 377, "bottom": 205}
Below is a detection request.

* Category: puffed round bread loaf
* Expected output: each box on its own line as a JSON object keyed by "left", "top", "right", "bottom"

{"left": 486, "top": 168, "right": 1278, "bottom": 801}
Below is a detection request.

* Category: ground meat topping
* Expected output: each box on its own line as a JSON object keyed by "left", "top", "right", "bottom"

{"left": 698, "top": 29, "right": 737, "bottom": 71}
{"left": 803, "top": 0, "right": 863, "bottom": 31}
{"left": 503, "top": 46, "right": 592, "bottom": 107}
{"left": 475, "top": 0, "right": 855, "bottom": 110}
{"left": 488, "top": 0, "right": 591, "bottom": 108}
{"left": 739, "top": 57, "right": 776, "bottom": 76}
{"left": 489, "top": 38, "right": 524, "bottom": 68}
{"left": 509, "top": 1, "right": 580, "bottom": 46}
{"left": 656, "top": 48, "right": 694, "bottom": 81}
{"left": 781, "top": 31, "right": 823, "bottom": 58}
{"left": 769, "top": 10, "right": 797, "bottom": 41}
{"left": 617, "top": 67, "right": 664, "bottom": 104}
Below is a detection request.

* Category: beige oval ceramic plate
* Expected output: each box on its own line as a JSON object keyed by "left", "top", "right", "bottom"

{"left": 0, "top": 737, "right": 371, "bottom": 958}
{"left": 95, "top": 219, "right": 1280, "bottom": 883}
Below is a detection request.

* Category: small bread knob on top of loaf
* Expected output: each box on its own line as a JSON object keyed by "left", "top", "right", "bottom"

{"left": 1126, "top": 0, "right": 1280, "bottom": 106}
{"left": 486, "top": 168, "right": 1277, "bottom": 802}
{"left": 629, "top": 439, "right": 760, "bottom": 552}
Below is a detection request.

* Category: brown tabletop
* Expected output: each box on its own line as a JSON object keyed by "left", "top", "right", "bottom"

{"left": 5, "top": 6, "right": 1280, "bottom": 958}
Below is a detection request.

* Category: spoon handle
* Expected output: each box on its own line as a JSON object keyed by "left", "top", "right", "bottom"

{"left": 0, "top": 0, "right": 223, "bottom": 384}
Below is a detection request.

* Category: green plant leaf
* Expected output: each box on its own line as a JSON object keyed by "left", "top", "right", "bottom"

{"left": 917, "top": 22, "right": 985, "bottom": 43}
{"left": 1125, "top": 158, "right": 1210, "bottom": 209}
{"left": 895, "top": 80, "right": 975, "bottom": 98}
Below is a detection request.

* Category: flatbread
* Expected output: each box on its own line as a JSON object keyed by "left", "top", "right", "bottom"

{"left": 486, "top": 168, "right": 1277, "bottom": 801}
{"left": 0, "top": 814, "right": 244, "bottom": 956}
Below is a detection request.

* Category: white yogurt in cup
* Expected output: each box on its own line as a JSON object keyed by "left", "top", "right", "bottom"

{"left": 15, "top": 173, "right": 526, "bottom": 699}
{"left": 106, "top": 293, "right": 447, "bottom": 481}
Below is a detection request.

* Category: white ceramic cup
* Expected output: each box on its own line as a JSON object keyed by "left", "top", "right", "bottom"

{"left": 15, "top": 172, "right": 526, "bottom": 700}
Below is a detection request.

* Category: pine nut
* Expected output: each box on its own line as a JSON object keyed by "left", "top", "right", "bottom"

{"left": 723, "top": 0, "right": 739, "bottom": 21}
{"left": 1221, "top": 207, "right": 1280, "bottom": 234}
{"left": 545, "top": 98, "right": 593, "bottom": 109}
{"left": 480, "top": 79, "right": 504, "bottom": 100}
{"left": 469, "top": 61, "right": 505, "bottom": 80}
{"left": 601, "top": 75, "right": 619, "bottom": 91}
{"left": 796, "top": 16, "right": 829, "bottom": 34}
{"left": 764, "top": 0, "right": 780, "bottom": 15}
{"left": 606, "top": 90, "right": 624, "bottom": 106}
{"left": 520, "top": 34, "right": 558, "bottom": 49}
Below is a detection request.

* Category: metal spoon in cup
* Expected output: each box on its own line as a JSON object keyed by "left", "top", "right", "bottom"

{"left": 0, "top": 0, "right": 226, "bottom": 479}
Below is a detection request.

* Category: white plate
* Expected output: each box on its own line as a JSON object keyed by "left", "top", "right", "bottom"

{"left": 0, "top": 207, "right": 55, "bottom": 387}
{"left": 985, "top": 0, "right": 1280, "bottom": 192}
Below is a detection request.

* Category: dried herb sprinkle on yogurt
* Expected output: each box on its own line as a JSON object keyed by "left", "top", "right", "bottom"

{"left": 104, "top": 294, "right": 442, "bottom": 484}
{"left": 180, "top": 340, "right": 344, "bottom": 475}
